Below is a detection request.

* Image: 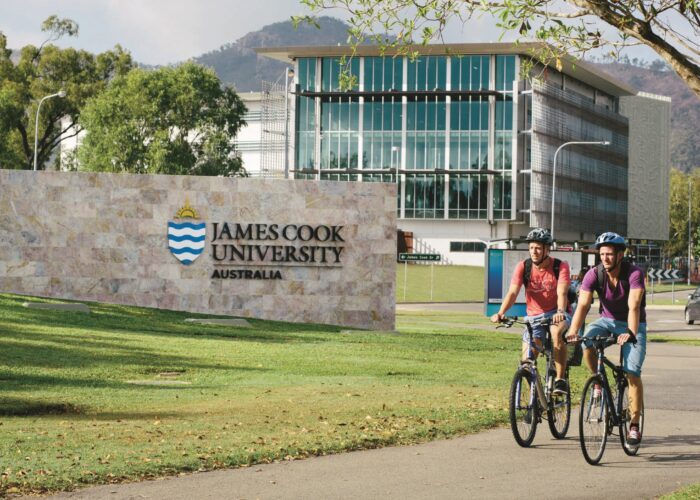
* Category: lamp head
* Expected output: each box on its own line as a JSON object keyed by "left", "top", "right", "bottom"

{"left": 58, "top": 90, "right": 67, "bottom": 98}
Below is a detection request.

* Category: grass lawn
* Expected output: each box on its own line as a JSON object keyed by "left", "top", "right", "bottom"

{"left": 396, "top": 264, "right": 484, "bottom": 302}
{"left": 661, "top": 483, "right": 700, "bottom": 499}
{"left": 1, "top": 292, "right": 593, "bottom": 495}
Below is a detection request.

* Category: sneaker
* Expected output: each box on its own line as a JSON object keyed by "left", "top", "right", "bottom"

{"left": 553, "top": 378, "right": 569, "bottom": 395}
{"left": 627, "top": 424, "right": 641, "bottom": 446}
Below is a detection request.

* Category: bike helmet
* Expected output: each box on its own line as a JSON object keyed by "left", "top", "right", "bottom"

{"left": 594, "top": 232, "right": 626, "bottom": 250}
{"left": 525, "top": 228, "right": 553, "bottom": 245}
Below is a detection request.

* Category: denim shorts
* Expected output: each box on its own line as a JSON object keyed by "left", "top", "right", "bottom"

{"left": 522, "top": 309, "right": 571, "bottom": 351}
{"left": 582, "top": 317, "right": 647, "bottom": 377}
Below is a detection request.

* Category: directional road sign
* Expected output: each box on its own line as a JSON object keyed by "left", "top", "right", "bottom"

{"left": 398, "top": 253, "right": 441, "bottom": 262}
{"left": 647, "top": 268, "right": 681, "bottom": 280}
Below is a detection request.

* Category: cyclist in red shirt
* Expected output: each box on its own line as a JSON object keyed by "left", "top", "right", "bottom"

{"left": 491, "top": 228, "right": 571, "bottom": 394}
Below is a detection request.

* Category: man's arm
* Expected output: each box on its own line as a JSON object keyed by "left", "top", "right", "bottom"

{"left": 566, "top": 289, "right": 593, "bottom": 340}
{"left": 553, "top": 279, "right": 569, "bottom": 324}
{"left": 490, "top": 283, "right": 521, "bottom": 323}
{"left": 618, "top": 287, "right": 644, "bottom": 344}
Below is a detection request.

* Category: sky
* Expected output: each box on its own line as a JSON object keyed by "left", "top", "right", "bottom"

{"left": 0, "top": 0, "right": 658, "bottom": 65}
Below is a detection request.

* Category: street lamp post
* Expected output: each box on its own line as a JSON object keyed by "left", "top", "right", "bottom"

{"left": 689, "top": 178, "right": 692, "bottom": 285}
{"left": 33, "top": 90, "right": 67, "bottom": 171}
{"left": 550, "top": 140, "right": 610, "bottom": 241}
{"left": 283, "top": 68, "right": 294, "bottom": 179}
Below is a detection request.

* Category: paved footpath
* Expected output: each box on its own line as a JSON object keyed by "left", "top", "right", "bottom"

{"left": 36, "top": 308, "right": 700, "bottom": 500}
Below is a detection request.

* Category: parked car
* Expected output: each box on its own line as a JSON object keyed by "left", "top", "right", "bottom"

{"left": 685, "top": 286, "right": 700, "bottom": 324}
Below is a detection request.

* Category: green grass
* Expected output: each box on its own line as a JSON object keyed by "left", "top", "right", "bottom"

{"left": 3, "top": 292, "right": 587, "bottom": 495}
{"left": 661, "top": 483, "right": 700, "bottom": 499}
{"left": 650, "top": 336, "right": 700, "bottom": 346}
{"left": 650, "top": 283, "right": 695, "bottom": 293}
{"left": 396, "top": 264, "right": 484, "bottom": 302}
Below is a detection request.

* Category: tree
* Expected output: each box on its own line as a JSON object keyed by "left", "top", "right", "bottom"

{"left": 296, "top": 0, "right": 700, "bottom": 99}
{"left": 77, "top": 62, "right": 248, "bottom": 177}
{"left": 0, "top": 16, "right": 133, "bottom": 170}
{"left": 667, "top": 168, "right": 700, "bottom": 258}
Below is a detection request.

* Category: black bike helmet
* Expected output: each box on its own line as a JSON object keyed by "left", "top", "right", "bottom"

{"left": 525, "top": 228, "right": 553, "bottom": 245}
{"left": 594, "top": 232, "right": 626, "bottom": 250}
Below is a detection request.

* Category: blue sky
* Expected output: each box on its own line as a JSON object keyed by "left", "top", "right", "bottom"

{"left": 1, "top": 0, "right": 658, "bottom": 65}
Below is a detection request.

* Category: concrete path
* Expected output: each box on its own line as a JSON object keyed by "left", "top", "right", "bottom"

{"left": 36, "top": 308, "right": 700, "bottom": 500}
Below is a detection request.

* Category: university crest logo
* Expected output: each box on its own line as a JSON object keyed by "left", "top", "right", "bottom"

{"left": 168, "top": 201, "right": 206, "bottom": 265}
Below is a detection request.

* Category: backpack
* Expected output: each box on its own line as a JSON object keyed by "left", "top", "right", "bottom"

{"left": 591, "top": 261, "right": 631, "bottom": 313}
{"left": 523, "top": 257, "right": 578, "bottom": 307}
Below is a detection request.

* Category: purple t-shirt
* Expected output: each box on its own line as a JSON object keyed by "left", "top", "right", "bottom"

{"left": 580, "top": 265, "right": 647, "bottom": 322}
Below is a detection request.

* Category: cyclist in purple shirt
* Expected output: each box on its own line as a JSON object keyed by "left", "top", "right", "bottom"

{"left": 567, "top": 232, "right": 646, "bottom": 446}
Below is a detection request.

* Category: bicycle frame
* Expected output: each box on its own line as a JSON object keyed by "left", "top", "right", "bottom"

{"left": 591, "top": 338, "right": 630, "bottom": 428}
{"left": 503, "top": 315, "right": 572, "bottom": 446}
{"left": 520, "top": 320, "right": 557, "bottom": 414}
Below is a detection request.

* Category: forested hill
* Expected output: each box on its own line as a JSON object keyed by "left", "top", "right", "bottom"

{"left": 593, "top": 62, "right": 699, "bottom": 173}
{"left": 193, "top": 17, "right": 698, "bottom": 172}
{"left": 194, "top": 17, "right": 348, "bottom": 92}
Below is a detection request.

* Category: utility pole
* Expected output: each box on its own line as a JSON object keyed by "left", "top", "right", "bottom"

{"left": 689, "top": 178, "right": 692, "bottom": 285}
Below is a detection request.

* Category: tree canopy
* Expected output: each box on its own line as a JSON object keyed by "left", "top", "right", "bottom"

{"left": 77, "top": 62, "right": 248, "bottom": 177}
{"left": 0, "top": 17, "right": 133, "bottom": 170}
{"left": 296, "top": 0, "right": 700, "bottom": 99}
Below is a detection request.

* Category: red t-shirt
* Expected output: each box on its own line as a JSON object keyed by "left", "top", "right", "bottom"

{"left": 511, "top": 258, "right": 571, "bottom": 316}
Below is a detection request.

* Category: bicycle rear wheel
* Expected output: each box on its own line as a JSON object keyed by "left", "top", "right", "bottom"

{"left": 509, "top": 367, "right": 538, "bottom": 447}
{"left": 579, "top": 375, "right": 608, "bottom": 465}
{"left": 619, "top": 383, "right": 644, "bottom": 455}
{"left": 547, "top": 380, "right": 571, "bottom": 439}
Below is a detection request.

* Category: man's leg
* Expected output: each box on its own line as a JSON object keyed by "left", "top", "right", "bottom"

{"left": 521, "top": 341, "right": 541, "bottom": 361}
{"left": 627, "top": 374, "right": 644, "bottom": 423}
{"left": 581, "top": 317, "right": 616, "bottom": 375}
{"left": 621, "top": 323, "right": 647, "bottom": 425}
{"left": 551, "top": 321, "right": 568, "bottom": 379}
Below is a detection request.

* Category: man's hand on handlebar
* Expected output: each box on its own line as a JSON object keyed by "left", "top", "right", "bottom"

{"left": 490, "top": 312, "right": 504, "bottom": 324}
{"left": 565, "top": 330, "right": 581, "bottom": 343}
{"left": 552, "top": 311, "right": 566, "bottom": 325}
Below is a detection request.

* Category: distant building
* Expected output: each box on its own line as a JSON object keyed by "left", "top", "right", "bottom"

{"left": 256, "top": 43, "right": 671, "bottom": 265}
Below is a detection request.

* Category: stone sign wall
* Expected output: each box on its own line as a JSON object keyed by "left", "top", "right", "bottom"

{"left": 0, "top": 170, "right": 396, "bottom": 330}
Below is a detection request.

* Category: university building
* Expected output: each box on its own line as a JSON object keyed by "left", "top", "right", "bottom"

{"left": 254, "top": 43, "right": 670, "bottom": 265}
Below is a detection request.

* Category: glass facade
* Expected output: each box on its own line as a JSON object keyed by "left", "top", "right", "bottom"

{"left": 294, "top": 54, "right": 517, "bottom": 220}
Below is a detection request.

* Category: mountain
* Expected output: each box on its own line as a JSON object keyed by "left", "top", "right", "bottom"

{"left": 194, "top": 17, "right": 349, "bottom": 92}
{"left": 194, "top": 17, "right": 699, "bottom": 172}
{"left": 592, "top": 62, "right": 700, "bottom": 173}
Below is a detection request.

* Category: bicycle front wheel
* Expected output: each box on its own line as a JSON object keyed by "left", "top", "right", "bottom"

{"left": 579, "top": 375, "right": 608, "bottom": 465}
{"left": 547, "top": 379, "right": 571, "bottom": 439}
{"left": 619, "top": 382, "right": 644, "bottom": 455}
{"left": 509, "top": 367, "right": 538, "bottom": 447}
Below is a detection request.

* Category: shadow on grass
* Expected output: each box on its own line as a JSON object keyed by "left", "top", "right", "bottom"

{"left": 0, "top": 293, "right": 346, "bottom": 345}
{"left": 0, "top": 397, "right": 84, "bottom": 416}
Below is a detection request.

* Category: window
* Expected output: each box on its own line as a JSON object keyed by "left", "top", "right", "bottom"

{"left": 450, "top": 241, "right": 486, "bottom": 252}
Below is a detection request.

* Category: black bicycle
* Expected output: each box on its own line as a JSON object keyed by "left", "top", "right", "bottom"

{"left": 498, "top": 317, "right": 571, "bottom": 447}
{"left": 578, "top": 333, "right": 644, "bottom": 465}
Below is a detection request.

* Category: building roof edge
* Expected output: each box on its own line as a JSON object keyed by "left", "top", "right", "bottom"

{"left": 255, "top": 42, "right": 641, "bottom": 97}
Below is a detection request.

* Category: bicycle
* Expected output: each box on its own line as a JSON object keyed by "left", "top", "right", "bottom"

{"left": 498, "top": 316, "right": 571, "bottom": 447}
{"left": 578, "top": 333, "right": 644, "bottom": 465}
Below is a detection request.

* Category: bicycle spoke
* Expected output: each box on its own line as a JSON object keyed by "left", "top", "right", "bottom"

{"left": 510, "top": 368, "right": 538, "bottom": 447}
{"left": 579, "top": 376, "right": 608, "bottom": 465}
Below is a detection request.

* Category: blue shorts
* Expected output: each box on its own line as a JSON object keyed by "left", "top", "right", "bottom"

{"left": 522, "top": 309, "right": 571, "bottom": 351}
{"left": 582, "top": 317, "right": 647, "bottom": 377}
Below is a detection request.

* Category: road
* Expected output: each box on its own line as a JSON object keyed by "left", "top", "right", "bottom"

{"left": 33, "top": 305, "right": 700, "bottom": 500}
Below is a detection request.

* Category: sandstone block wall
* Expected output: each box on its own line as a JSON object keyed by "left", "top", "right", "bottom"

{"left": 0, "top": 171, "right": 396, "bottom": 330}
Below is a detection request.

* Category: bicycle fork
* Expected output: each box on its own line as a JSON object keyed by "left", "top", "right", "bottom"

{"left": 521, "top": 362, "right": 547, "bottom": 415}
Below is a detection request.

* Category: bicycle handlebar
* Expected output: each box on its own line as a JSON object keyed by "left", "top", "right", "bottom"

{"left": 583, "top": 333, "right": 638, "bottom": 349}
{"left": 496, "top": 316, "right": 553, "bottom": 329}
